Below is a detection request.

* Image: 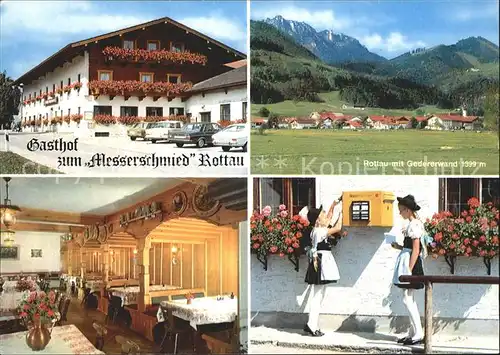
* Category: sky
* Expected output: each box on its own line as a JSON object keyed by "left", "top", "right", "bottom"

{"left": 0, "top": 0, "right": 247, "bottom": 79}
{"left": 251, "top": 0, "right": 500, "bottom": 59}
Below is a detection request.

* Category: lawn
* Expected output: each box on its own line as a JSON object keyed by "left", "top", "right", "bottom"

{"left": 251, "top": 129, "right": 499, "bottom": 175}
{"left": 252, "top": 91, "right": 452, "bottom": 118}
{"left": 0, "top": 151, "right": 61, "bottom": 174}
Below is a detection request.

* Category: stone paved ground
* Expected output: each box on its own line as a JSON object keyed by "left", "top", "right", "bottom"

{"left": 250, "top": 326, "right": 500, "bottom": 354}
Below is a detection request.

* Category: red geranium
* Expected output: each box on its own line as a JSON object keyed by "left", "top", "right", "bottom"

{"left": 88, "top": 80, "right": 192, "bottom": 97}
{"left": 250, "top": 204, "right": 309, "bottom": 258}
{"left": 425, "top": 197, "right": 499, "bottom": 258}
{"left": 102, "top": 46, "right": 207, "bottom": 65}
{"left": 93, "top": 115, "right": 116, "bottom": 125}
{"left": 17, "top": 291, "right": 58, "bottom": 324}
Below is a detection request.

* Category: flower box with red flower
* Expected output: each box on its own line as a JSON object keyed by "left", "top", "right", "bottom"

{"left": 63, "top": 85, "right": 72, "bottom": 93}
{"left": 73, "top": 82, "right": 82, "bottom": 90}
{"left": 93, "top": 114, "right": 117, "bottom": 125}
{"left": 70, "top": 114, "right": 83, "bottom": 123}
{"left": 48, "top": 91, "right": 56, "bottom": 98}
{"left": 251, "top": 204, "right": 310, "bottom": 271}
{"left": 425, "top": 197, "right": 499, "bottom": 274}
{"left": 117, "top": 115, "right": 141, "bottom": 125}
{"left": 102, "top": 46, "right": 208, "bottom": 65}
{"left": 36, "top": 95, "right": 42, "bottom": 101}
{"left": 42, "top": 118, "right": 49, "bottom": 125}
{"left": 88, "top": 80, "right": 192, "bottom": 98}
{"left": 63, "top": 115, "right": 71, "bottom": 124}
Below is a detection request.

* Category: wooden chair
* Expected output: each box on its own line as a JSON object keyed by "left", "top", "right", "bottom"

{"left": 202, "top": 316, "right": 239, "bottom": 355}
{"left": 57, "top": 298, "right": 70, "bottom": 325}
{"left": 159, "top": 307, "right": 194, "bottom": 354}
{"left": 115, "top": 335, "right": 140, "bottom": 354}
{"left": 93, "top": 321, "right": 108, "bottom": 351}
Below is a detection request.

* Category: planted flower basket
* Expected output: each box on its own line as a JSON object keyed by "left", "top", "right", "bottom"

{"left": 102, "top": 46, "right": 208, "bottom": 65}
{"left": 117, "top": 116, "right": 141, "bottom": 125}
{"left": 425, "top": 197, "right": 499, "bottom": 274}
{"left": 250, "top": 205, "right": 310, "bottom": 272}
{"left": 63, "top": 115, "right": 71, "bottom": 124}
{"left": 70, "top": 114, "right": 83, "bottom": 123}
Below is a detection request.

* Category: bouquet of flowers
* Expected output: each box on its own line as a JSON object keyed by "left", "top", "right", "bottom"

{"left": 425, "top": 197, "right": 499, "bottom": 258}
{"left": 185, "top": 292, "right": 194, "bottom": 304}
{"left": 16, "top": 279, "right": 37, "bottom": 292}
{"left": 250, "top": 204, "right": 309, "bottom": 258}
{"left": 18, "top": 291, "right": 58, "bottom": 324}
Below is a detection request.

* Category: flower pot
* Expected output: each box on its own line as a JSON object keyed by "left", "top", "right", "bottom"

{"left": 187, "top": 299, "right": 192, "bottom": 305}
{"left": 26, "top": 317, "right": 51, "bottom": 351}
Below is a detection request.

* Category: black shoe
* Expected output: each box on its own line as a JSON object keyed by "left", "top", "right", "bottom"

{"left": 303, "top": 324, "right": 323, "bottom": 337}
{"left": 403, "top": 338, "right": 423, "bottom": 345}
{"left": 303, "top": 324, "right": 314, "bottom": 336}
{"left": 397, "top": 336, "right": 411, "bottom": 343}
{"left": 317, "top": 329, "right": 325, "bottom": 336}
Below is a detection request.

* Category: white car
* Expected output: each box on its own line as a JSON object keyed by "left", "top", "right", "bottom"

{"left": 144, "top": 120, "right": 183, "bottom": 143}
{"left": 212, "top": 124, "right": 247, "bottom": 152}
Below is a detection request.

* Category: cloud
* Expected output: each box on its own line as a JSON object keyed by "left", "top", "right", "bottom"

{"left": 361, "top": 32, "right": 426, "bottom": 53}
{"left": 252, "top": 5, "right": 351, "bottom": 31}
{"left": 179, "top": 15, "right": 247, "bottom": 42}
{"left": 0, "top": 1, "right": 151, "bottom": 40}
{"left": 452, "top": 2, "right": 499, "bottom": 22}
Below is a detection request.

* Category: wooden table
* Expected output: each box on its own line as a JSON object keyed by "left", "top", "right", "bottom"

{"left": 110, "top": 285, "right": 181, "bottom": 306}
{"left": 0, "top": 324, "right": 104, "bottom": 354}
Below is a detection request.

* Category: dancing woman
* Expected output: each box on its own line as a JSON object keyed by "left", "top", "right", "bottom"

{"left": 391, "top": 194, "right": 429, "bottom": 346}
{"left": 302, "top": 198, "right": 342, "bottom": 337}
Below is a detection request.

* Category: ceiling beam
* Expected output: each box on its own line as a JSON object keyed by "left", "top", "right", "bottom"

{"left": 9, "top": 222, "right": 78, "bottom": 233}
{"left": 15, "top": 207, "right": 102, "bottom": 225}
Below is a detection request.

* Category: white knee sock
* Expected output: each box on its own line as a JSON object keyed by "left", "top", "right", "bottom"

{"left": 307, "top": 285, "right": 325, "bottom": 332}
{"left": 403, "top": 289, "right": 423, "bottom": 339}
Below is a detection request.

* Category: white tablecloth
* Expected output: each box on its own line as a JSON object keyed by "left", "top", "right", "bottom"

{"left": 158, "top": 296, "right": 237, "bottom": 329}
{"left": 2, "top": 281, "right": 19, "bottom": 293}
{"left": 0, "top": 291, "right": 30, "bottom": 310}
{"left": 85, "top": 281, "right": 103, "bottom": 293}
{"left": 110, "top": 285, "right": 180, "bottom": 306}
{"left": 0, "top": 324, "right": 104, "bottom": 354}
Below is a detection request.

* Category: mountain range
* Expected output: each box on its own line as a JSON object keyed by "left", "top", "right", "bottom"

{"left": 264, "top": 15, "right": 499, "bottom": 86}
{"left": 250, "top": 18, "right": 498, "bottom": 111}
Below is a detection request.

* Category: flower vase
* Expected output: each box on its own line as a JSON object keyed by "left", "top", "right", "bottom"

{"left": 187, "top": 298, "right": 192, "bottom": 305}
{"left": 26, "top": 317, "right": 51, "bottom": 351}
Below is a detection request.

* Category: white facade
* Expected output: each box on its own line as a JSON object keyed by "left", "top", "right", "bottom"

{"left": 185, "top": 86, "right": 247, "bottom": 123}
{"left": 251, "top": 176, "right": 499, "bottom": 331}
{"left": 20, "top": 52, "right": 247, "bottom": 134}
{"left": 21, "top": 53, "right": 90, "bottom": 133}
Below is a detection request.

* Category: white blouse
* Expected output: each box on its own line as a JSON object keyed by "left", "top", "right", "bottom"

{"left": 407, "top": 219, "right": 425, "bottom": 240}
{"left": 311, "top": 227, "right": 328, "bottom": 256}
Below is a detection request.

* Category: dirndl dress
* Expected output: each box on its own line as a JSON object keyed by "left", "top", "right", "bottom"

{"left": 305, "top": 227, "right": 340, "bottom": 285}
{"left": 393, "top": 219, "right": 425, "bottom": 289}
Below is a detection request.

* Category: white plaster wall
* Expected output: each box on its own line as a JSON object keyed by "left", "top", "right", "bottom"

{"left": 251, "top": 176, "right": 499, "bottom": 321}
{"left": 186, "top": 86, "right": 247, "bottom": 123}
{"left": 0, "top": 232, "right": 61, "bottom": 273}
{"left": 21, "top": 53, "right": 91, "bottom": 125}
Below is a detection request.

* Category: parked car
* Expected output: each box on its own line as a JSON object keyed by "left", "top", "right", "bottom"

{"left": 145, "top": 120, "right": 184, "bottom": 143}
{"left": 127, "top": 122, "right": 147, "bottom": 141}
{"left": 212, "top": 123, "right": 247, "bottom": 152}
{"left": 168, "top": 122, "right": 221, "bottom": 148}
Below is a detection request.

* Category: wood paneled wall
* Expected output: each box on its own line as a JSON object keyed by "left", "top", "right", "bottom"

{"left": 147, "top": 222, "right": 239, "bottom": 297}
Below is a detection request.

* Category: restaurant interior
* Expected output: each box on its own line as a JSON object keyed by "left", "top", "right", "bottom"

{"left": 0, "top": 177, "right": 248, "bottom": 354}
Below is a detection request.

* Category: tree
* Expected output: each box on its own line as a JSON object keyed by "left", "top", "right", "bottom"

{"left": 267, "top": 113, "right": 279, "bottom": 129}
{"left": 483, "top": 85, "right": 499, "bottom": 132}
{"left": 0, "top": 71, "right": 21, "bottom": 128}
{"left": 410, "top": 117, "right": 418, "bottom": 128}
{"left": 258, "top": 107, "right": 270, "bottom": 117}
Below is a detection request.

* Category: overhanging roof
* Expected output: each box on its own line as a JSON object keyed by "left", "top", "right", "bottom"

{"left": 14, "top": 16, "right": 246, "bottom": 85}
{"left": 188, "top": 65, "right": 246, "bottom": 94}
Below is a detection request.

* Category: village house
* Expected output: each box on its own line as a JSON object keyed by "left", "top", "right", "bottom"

{"left": 427, "top": 114, "right": 482, "bottom": 131}
{"left": 15, "top": 17, "right": 246, "bottom": 135}
{"left": 287, "top": 117, "right": 316, "bottom": 129}
{"left": 251, "top": 177, "right": 499, "bottom": 340}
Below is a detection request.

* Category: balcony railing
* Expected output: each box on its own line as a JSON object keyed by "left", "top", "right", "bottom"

{"left": 102, "top": 46, "right": 207, "bottom": 65}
